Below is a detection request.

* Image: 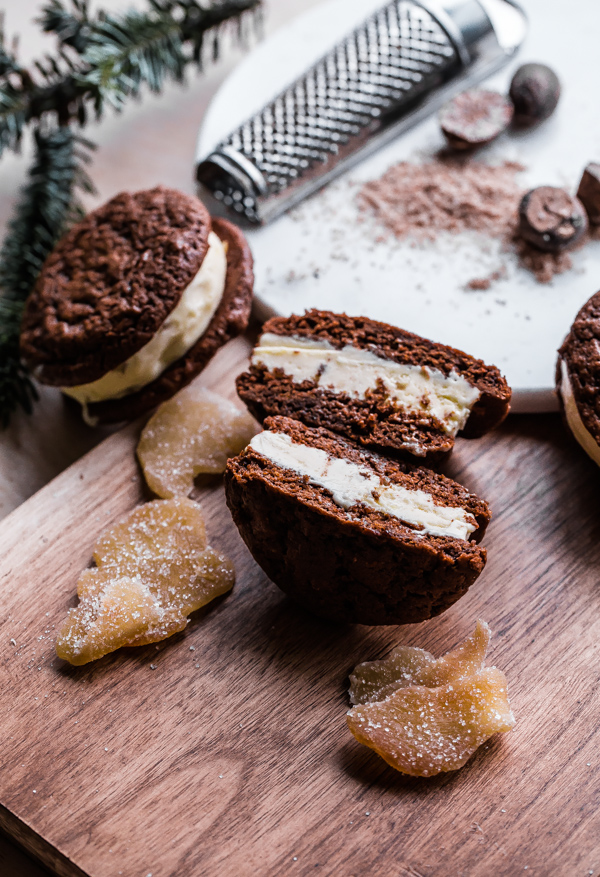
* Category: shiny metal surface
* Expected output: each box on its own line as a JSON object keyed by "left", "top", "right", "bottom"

{"left": 197, "top": 0, "right": 526, "bottom": 225}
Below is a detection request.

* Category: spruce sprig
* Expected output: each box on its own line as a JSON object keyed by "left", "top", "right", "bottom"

{"left": 77, "top": 6, "right": 190, "bottom": 112}
{"left": 0, "top": 0, "right": 261, "bottom": 140}
{"left": 38, "top": 0, "right": 93, "bottom": 54}
{"left": 0, "top": 0, "right": 261, "bottom": 427}
{"left": 0, "top": 127, "right": 94, "bottom": 425}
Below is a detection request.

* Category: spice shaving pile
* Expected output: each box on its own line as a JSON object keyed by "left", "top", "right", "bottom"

{"left": 357, "top": 157, "right": 581, "bottom": 284}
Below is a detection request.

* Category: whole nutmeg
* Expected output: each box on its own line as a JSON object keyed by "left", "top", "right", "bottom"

{"left": 518, "top": 187, "right": 588, "bottom": 253}
{"left": 509, "top": 63, "right": 561, "bottom": 126}
{"left": 440, "top": 89, "right": 514, "bottom": 150}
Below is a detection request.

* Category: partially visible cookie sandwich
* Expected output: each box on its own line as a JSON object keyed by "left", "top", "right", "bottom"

{"left": 20, "top": 186, "right": 253, "bottom": 425}
{"left": 225, "top": 415, "right": 491, "bottom": 625}
{"left": 556, "top": 290, "right": 600, "bottom": 466}
{"left": 236, "top": 310, "right": 511, "bottom": 462}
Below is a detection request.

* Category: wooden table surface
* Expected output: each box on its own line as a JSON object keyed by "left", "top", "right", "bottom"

{"left": 4, "top": 343, "right": 600, "bottom": 876}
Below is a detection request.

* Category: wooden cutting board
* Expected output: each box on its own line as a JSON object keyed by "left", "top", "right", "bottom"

{"left": 2, "top": 333, "right": 600, "bottom": 877}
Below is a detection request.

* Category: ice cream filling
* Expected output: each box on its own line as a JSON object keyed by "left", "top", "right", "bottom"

{"left": 62, "top": 231, "right": 227, "bottom": 410}
{"left": 250, "top": 430, "right": 477, "bottom": 539}
{"left": 252, "top": 333, "right": 480, "bottom": 436}
{"left": 559, "top": 359, "right": 600, "bottom": 467}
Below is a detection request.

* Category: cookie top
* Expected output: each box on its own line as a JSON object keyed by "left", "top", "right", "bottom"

{"left": 557, "top": 290, "right": 600, "bottom": 453}
{"left": 84, "top": 217, "right": 254, "bottom": 424}
{"left": 20, "top": 186, "right": 212, "bottom": 386}
{"left": 237, "top": 309, "right": 511, "bottom": 461}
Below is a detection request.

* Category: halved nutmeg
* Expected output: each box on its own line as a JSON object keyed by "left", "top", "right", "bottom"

{"left": 518, "top": 186, "right": 588, "bottom": 253}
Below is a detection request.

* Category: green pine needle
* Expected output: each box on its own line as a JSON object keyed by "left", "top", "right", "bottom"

{"left": 0, "top": 126, "right": 95, "bottom": 426}
{"left": 0, "top": 299, "right": 38, "bottom": 426}
{"left": 0, "top": 81, "right": 28, "bottom": 156}
{"left": 78, "top": 8, "right": 188, "bottom": 112}
{"left": 0, "top": 126, "right": 94, "bottom": 301}
{"left": 38, "top": 0, "right": 92, "bottom": 54}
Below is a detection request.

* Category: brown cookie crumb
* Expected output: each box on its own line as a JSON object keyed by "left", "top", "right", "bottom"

{"left": 513, "top": 235, "right": 576, "bottom": 284}
{"left": 466, "top": 267, "right": 507, "bottom": 291}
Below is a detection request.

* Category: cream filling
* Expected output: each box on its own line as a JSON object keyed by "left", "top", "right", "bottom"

{"left": 250, "top": 430, "right": 477, "bottom": 540}
{"left": 560, "top": 359, "right": 600, "bottom": 467}
{"left": 62, "top": 232, "right": 227, "bottom": 407}
{"left": 252, "top": 333, "right": 480, "bottom": 437}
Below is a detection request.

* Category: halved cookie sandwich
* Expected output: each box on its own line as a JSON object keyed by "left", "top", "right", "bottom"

{"left": 236, "top": 310, "right": 511, "bottom": 462}
{"left": 556, "top": 290, "right": 600, "bottom": 466}
{"left": 225, "top": 415, "right": 490, "bottom": 625}
{"left": 20, "top": 186, "right": 253, "bottom": 425}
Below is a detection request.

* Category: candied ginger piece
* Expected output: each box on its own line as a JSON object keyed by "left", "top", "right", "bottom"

{"left": 56, "top": 498, "right": 234, "bottom": 665}
{"left": 347, "top": 667, "right": 515, "bottom": 777}
{"left": 349, "top": 619, "right": 490, "bottom": 705}
{"left": 137, "top": 384, "right": 258, "bottom": 498}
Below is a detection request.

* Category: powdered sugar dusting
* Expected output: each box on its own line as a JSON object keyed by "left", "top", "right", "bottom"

{"left": 55, "top": 498, "right": 235, "bottom": 665}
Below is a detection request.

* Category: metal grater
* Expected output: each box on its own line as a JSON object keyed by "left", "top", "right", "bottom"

{"left": 197, "top": 0, "right": 526, "bottom": 225}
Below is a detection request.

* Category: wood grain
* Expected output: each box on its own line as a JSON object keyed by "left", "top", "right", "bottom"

{"left": 2, "top": 334, "right": 600, "bottom": 877}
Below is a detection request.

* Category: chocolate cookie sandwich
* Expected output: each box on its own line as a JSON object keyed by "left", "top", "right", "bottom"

{"left": 225, "top": 416, "right": 490, "bottom": 625}
{"left": 20, "top": 186, "right": 253, "bottom": 424}
{"left": 556, "top": 290, "right": 600, "bottom": 466}
{"left": 236, "top": 310, "right": 511, "bottom": 462}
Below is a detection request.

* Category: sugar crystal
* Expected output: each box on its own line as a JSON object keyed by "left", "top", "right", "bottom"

{"left": 137, "top": 384, "right": 258, "bottom": 499}
{"left": 347, "top": 621, "right": 514, "bottom": 777}
{"left": 56, "top": 498, "right": 234, "bottom": 665}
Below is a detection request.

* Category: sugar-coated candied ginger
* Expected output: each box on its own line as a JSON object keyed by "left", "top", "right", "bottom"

{"left": 349, "top": 619, "right": 491, "bottom": 705}
{"left": 56, "top": 498, "right": 234, "bottom": 665}
{"left": 346, "top": 621, "right": 514, "bottom": 777}
{"left": 137, "top": 384, "right": 258, "bottom": 498}
{"left": 347, "top": 668, "right": 514, "bottom": 777}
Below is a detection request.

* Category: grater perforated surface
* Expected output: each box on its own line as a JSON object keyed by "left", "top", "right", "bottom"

{"left": 209, "top": 0, "right": 459, "bottom": 222}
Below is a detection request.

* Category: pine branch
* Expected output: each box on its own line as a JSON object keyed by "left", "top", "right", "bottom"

{"left": 77, "top": 7, "right": 189, "bottom": 113}
{"left": 0, "top": 126, "right": 95, "bottom": 426}
{"left": 0, "top": 0, "right": 261, "bottom": 156}
{"left": 38, "top": 0, "right": 92, "bottom": 54}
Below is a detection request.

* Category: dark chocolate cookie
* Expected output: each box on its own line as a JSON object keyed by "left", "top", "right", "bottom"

{"left": 20, "top": 186, "right": 212, "bottom": 386}
{"left": 86, "top": 217, "right": 253, "bottom": 424}
{"left": 237, "top": 310, "right": 511, "bottom": 462}
{"left": 556, "top": 290, "right": 600, "bottom": 465}
{"left": 225, "top": 415, "right": 490, "bottom": 625}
